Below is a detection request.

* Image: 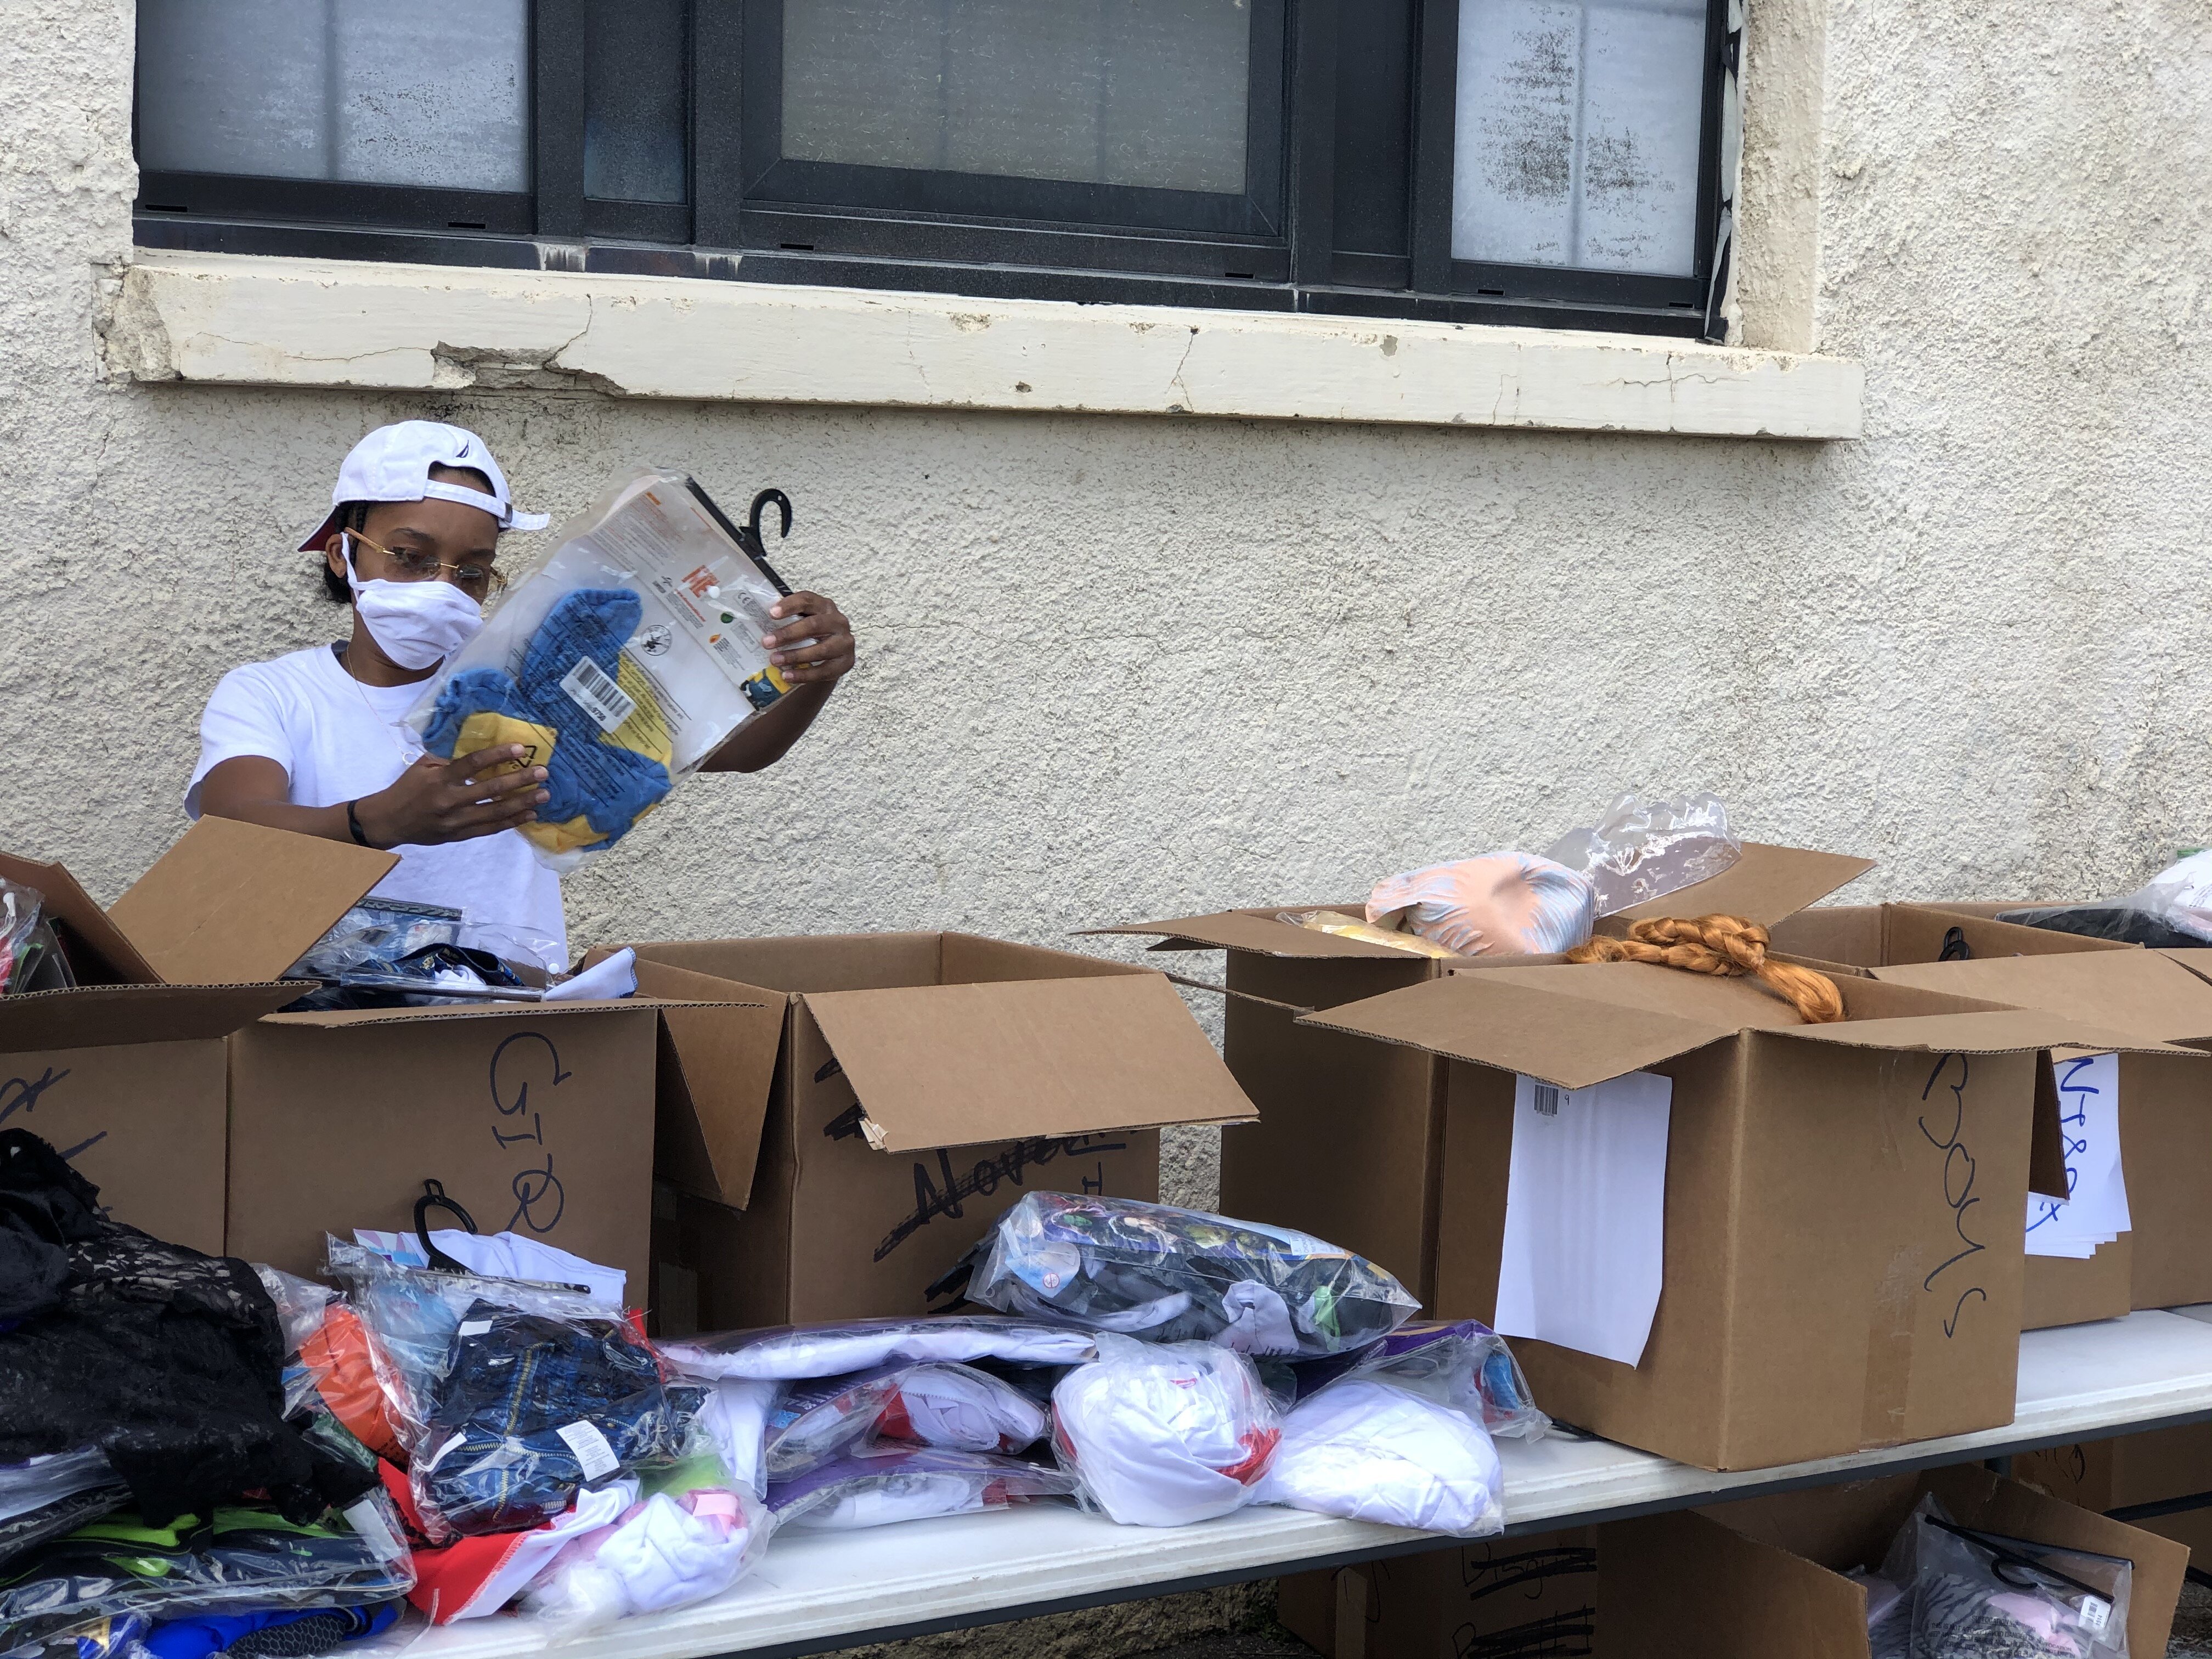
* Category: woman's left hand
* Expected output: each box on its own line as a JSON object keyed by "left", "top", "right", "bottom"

{"left": 762, "top": 591, "right": 856, "bottom": 686}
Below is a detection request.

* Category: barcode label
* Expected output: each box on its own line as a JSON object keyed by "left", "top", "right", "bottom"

{"left": 1532, "top": 1084, "right": 1562, "bottom": 1118}
{"left": 2078, "top": 1596, "right": 2111, "bottom": 1633}
{"left": 561, "top": 655, "right": 636, "bottom": 735}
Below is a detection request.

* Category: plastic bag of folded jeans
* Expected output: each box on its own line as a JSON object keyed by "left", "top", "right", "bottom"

{"left": 323, "top": 1240, "right": 694, "bottom": 1537}
{"left": 1877, "top": 1493, "right": 2131, "bottom": 1659}
{"left": 769, "top": 1449, "right": 1077, "bottom": 1532}
{"left": 406, "top": 467, "right": 803, "bottom": 874}
{"left": 1290, "top": 1319, "right": 1548, "bottom": 1440}
{"left": 1544, "top": 791, "right": 1742, "bottom": 918}
{"left": 956, "top": 1193, "right": 1418, "bottom": 1358}
{"left": 0, "top": 1499, "right": 413, "bottom": 1657}
{"left": 763, "top": 1362, "right": 1054, "bottom": 1480}
{"left": 1050, "top": 1336, "right": 1281, "bottom": 1528}
{"left": 2002, "top": 850, "right": 2212, "bottom": 949}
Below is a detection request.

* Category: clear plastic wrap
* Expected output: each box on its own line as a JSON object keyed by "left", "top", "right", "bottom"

{"left": 1543, "top": 792, "right": 1742, "bottom": 918}
{"left": 288, "top": 900, "right": 464, "bottom": 982}
{"left": 348, "top": 1232, "right": 625, "bottom": 1311}
{"left": 1255, "top": 1378, "right": 1504, "bottom": 1537}
{"left": 405, "top": 1299, "right": 693, "bottom": 1541}
{"left": 763, "top": 1362, "right": 1053, "bottom": 1479}
{"left": 1049, "top": 1336, "right": 1280, "bottom": 1528}
{"left": 324, "top": 1238, "right": 610, "bottom": 1456}
{"left": 1364, "top": 853, "right": 1595, "bottom": 957}
{"left": 517, "top": 1486, "right": 772, "bottom": 1630}
{"left": 0, "top": 882, "right": 43, "bottom": 997}
{"left": 1273, "top": 911, "right": 1462, "bottom": 960}
{"left": 1882, "top": 1494, "right": 2131, "bottom": 1659}
{"left": 963, "top": 1193, "right": 1418, "bottom": 1358}
{"left": 688, "top": 1380, "right": 779, "bottom": 1499}
{"left": 769, "top": 1451, "right": 1076, "bottom": 1532}
{"left": 405, "top": 469, "right": 800, "bottom": 873}
{"left": 0, "top": 1504, "right": 413, "bottom": 1657}
{"left": 2000, "top": 849, "right": 2212, "bottom": 948}
{"left": 658, "top": 1316, "right": 1098, "bottom": 1381}
{"left": 1292, "top": 1320, "right": 1547, "bottom": 1440}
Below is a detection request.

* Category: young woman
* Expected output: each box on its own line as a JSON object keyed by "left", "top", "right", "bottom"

{"left": 190, "top": 421, "right": 856, "bottom": 967}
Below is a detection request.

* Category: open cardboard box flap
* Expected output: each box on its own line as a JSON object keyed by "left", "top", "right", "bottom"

{"left": 0, "top": 981, "right": 302, "bottom": 1053}
{"left": 105, "top": 817, "right": 397, "bottom": 986}
{"left": 805, "top": 972, "right": 1257, "bottom": 1153}
{"left": 0, "top": 850, "right": 162, "bottom": 986}
{"left": 1871, "top": 950, "right": 2212, "bottom": 1043}
{"left": 1099, "top": 843, "right": 1872, "bottom": 962}
{"left": 1296, "top": 960, "right": 2191, "bottom": 1092}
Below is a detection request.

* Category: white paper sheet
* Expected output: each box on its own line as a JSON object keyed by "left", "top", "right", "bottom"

{"left": 1494, "top": 1070, "right": 1672, "bottom": 1367}
{"left": 2025, "top": 1051, "right": 2129, "bottom": 1260}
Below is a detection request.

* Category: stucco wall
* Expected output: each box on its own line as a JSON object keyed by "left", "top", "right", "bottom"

{"left": 5, "top": 1, "right": 2211, "bottom": 1214}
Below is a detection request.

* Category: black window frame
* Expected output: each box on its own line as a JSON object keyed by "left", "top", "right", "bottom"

{"left": 133, "top": 0, "right": 1740, "bottom": 339}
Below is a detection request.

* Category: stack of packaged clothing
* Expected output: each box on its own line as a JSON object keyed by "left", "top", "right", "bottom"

{"left": 0, "top": 1132, "right": 409, "bottom": 1659}
{"left": 663, "top": 1193, "right": 1545, "bottom": 1537}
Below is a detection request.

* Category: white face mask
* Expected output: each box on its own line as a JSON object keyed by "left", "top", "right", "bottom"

{"left": 345, "top": 538, "right": 486, "bottom": 670}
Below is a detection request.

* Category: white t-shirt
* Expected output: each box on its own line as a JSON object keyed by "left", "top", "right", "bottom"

{"left": 186, "top": 644, "right": 567, "bottom": 968}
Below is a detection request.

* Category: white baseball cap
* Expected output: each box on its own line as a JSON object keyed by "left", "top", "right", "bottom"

{"left": 297, "top": 420, "right": 549, "bottom": 551}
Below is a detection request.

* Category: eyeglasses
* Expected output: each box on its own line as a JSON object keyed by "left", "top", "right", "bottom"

{"left": 346, "top": 531, "right": 507, "bottom": 598}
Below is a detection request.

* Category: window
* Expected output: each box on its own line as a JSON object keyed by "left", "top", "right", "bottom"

{"left": 133, "top": 0, "right": 1740, "bottom": 337}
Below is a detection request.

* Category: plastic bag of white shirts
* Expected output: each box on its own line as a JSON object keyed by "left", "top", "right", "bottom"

{"left": 1255, "top": 1379, "right": 1504, "bottom": 1537}
{"left": 1051, "top": 1336, "right": 1281, "bottom": 1527}
{"left": 520, "top": 1486, "right": 773, "bottom": 1630}
{"left": 1294, "top": 1319, "right": 1548, "bottom": 1441}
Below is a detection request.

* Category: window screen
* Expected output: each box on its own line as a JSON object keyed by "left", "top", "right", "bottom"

{"left": 135, "top": 0, "right": 530, "bottom": 193}
{"left": 1451, "top": 0, "right": 1707, "bottom": 276}
{"left": 778, "top": 0, "right": 1252, "bottom": 194}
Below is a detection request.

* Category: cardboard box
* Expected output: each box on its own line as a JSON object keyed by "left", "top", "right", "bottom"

{"left": 1278, "top": 1529, "right": 1598, "bottom": 1659}
{"left": 1862, "top": 950, "right": 2212, "bottom": 1313}
{"left": 2016, "top": 1421, "right": 2212, "bottom": 1515}
{"left": 0, "top": 832, "right": 314, "bottom": 1251}
{"left": 1602, "top": 1466, "right": 2189, "bottom": 1659}
{"left": 1302, "top": 962, "right": 2175, "bottom": 1469}
{"left": 620, "top": 933, "right": 1257, "bottom": 1331}
{"left": 47, "top": 816, "right": 749, "bottom": 1304}
{"left": 1097, "top": 844, "right": 1875, "bottom": 1305}
{"left": 1770, "top": 904, "right": 2142, "bottom": 1329}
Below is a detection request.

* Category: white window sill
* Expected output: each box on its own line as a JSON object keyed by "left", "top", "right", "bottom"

{"left": 105, "top": 251, "right": 1863, "bottom": 440}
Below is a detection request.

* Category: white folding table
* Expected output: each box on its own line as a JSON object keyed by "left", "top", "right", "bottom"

{"left": 420, "top": 1309, "right": 2212, "bottom": 1659}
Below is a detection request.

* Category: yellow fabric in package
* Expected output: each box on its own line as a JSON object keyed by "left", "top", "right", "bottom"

{"left": 518, "top": 653, "right": 674, "bottom": 856}
{"left": 1278, "top": 911, "right": 1464, "bottom": 959}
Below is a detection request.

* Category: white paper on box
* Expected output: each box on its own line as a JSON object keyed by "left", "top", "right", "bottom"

{"left": 2025, "top": 1052, "right": 2130, "bottom": 1260}
{"left": 1494, "top": 1070, "right": 1671, "bottom": 1367}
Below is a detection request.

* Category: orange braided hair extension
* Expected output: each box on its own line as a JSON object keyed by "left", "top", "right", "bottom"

{"left": 1564, "top": 915, "right": 1846, "bottom": 1024}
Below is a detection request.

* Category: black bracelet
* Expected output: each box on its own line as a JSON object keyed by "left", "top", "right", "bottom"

{"left": 346, "top": 799, "right": 379, "bottom": 849}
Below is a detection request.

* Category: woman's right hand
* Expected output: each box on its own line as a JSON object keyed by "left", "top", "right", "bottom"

{"left": 354, "top": 746, "right": 550, "bottom": 847}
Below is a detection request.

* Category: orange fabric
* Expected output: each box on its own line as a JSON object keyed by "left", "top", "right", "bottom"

{"left": 300, "top": 1303, "right": 404, "bottom": 1464}
{"left": 1565, "top": 914, "right": 1846, "bottom": 1024}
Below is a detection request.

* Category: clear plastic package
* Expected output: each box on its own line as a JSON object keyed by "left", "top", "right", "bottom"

{"left": 1293, "top": 1319, "right": 1548, "bottom": 1441}
{"left": 252, "top": 1268, "right": 404, "bottom": 1464}
{"left": 689, "top": 1380, "right": 780, "bottom": 1499}
{"left": 0, "top": 1503, "right": 413, "bottom": 1657}
{"left": 961, "top": 1193, "right": 1418, "bottom": 1358}
{"left": 518, "top": 1486, "right": 772, "bottom": 1630}
{"left": 1050, "top": 1336, "right": 1280, "bottom": 1528}
{"left": 1364, "top": 851, "right": 1595, "bottom": 957}
{"left": 770, "top": 1450, "right": 1076, "bottom": 1532}
{"left": 763, "top": 1362, "right": 1053, "bottom": 1479}
{"left": 0, "top": 881, "right": 44, "bottom": 997}
{"left": 1882, "top": 1493, "right": 2131, "bottom": 1659}
{"left": 657, "top": 1316, "right": 1098, "bottom": 1382}
{"left": 2001, "top": 849, "right": 2212, "bottom": 948}
{"left": 406, "top": 469, "right": 802, "bottom": 873}
{"left": 1255, "top": 1378, "right": 1504, "bottom": 1536}
{"left": 1544, "top": 792, "right": 1742, "bottom": 918}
